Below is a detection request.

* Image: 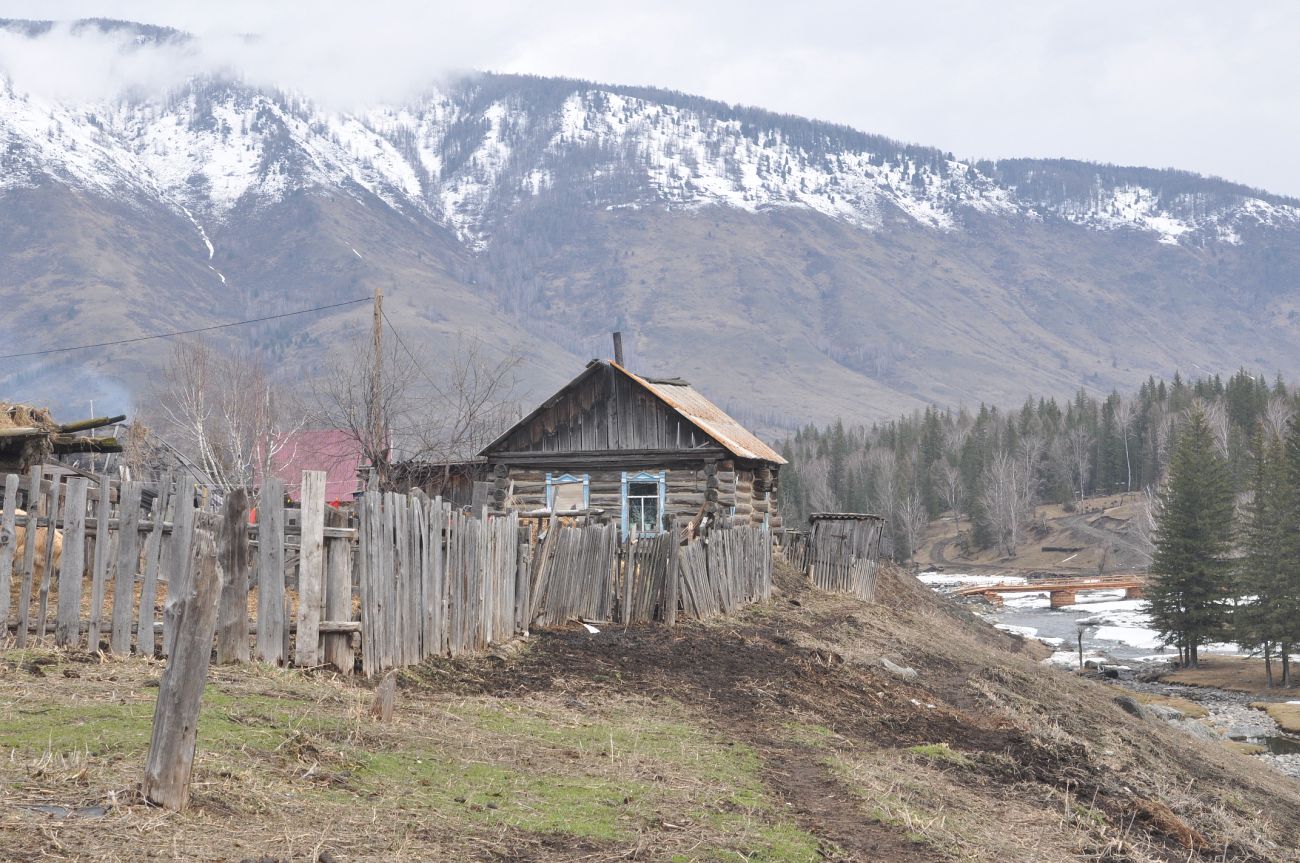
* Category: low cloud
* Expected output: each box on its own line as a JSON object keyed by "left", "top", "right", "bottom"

{"left": 0, "top": 1, "right": 1298, "bottom": 196}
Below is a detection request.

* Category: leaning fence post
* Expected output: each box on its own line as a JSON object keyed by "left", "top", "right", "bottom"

{"left": 143, "top": 526, "right": 222, "bottom": 811}
{"left": 323, "top": 506, "right": 354, "bottom": 673}
{"left": 215, "top": 488, "right": 250, "bottom": 664}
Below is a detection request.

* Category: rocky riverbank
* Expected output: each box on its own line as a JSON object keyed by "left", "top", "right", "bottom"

{"left": 1106, "top": 668, "right": 1300, "bottom": 780}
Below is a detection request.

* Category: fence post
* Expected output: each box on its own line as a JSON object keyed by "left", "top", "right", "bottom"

{"left": 138, "top": 474, "right": 173, "bottom": 658}
{"left": 54, "top": 479, "right": 88, "bottom": 647}
{"left": 88, "top": 475, "right": 114, "bottom": 649}
{"left": 255, "top": 477, "right": 286, "bottom": 665}
{"left": 0, "top": 473, "right": 19, "bottom": 630}
{"left": 162, "top": 482, "right": 196, "bottom": 658}
{"left": 295, "top": 471, "right": 326, "bottom": 667}
{"left": 664, "top": 524, "right": 680, "bottom": 627}
{"left": 36, "top": 478, "right": 63, "bottom": 640}
{"left": 215, "top": 488, "right": 250, "bottom": 664}
{"left": 143, "top": 527, "right": 222, "bottom": 811}
{"left": 15, "top": 466, "right": 42, "bottom": 648}
{"left": 323, "top": 506, "right": 353, "bottom": 673}
{"left": 110, "top": 482, "right": 143, "bottom": 656}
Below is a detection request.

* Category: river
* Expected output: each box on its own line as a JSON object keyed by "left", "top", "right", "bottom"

{"left": 918, "top": 572, "right": 1300, "bottom": 779}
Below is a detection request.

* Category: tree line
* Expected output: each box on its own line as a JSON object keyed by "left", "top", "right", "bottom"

{"left": 778, "top": 369, "right": 1293, "bottom": 561}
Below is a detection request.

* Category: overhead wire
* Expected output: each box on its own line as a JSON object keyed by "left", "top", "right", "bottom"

{"left": 0, "top": 297, "right": 371, "bottom": 360}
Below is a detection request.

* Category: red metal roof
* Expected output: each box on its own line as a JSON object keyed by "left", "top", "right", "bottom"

{"left": 269, "top": 429, "right": 365, "bottom": 502}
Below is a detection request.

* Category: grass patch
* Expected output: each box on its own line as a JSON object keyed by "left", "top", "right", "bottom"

{"left": 1128, "top": 691, "right": 1209, "bottom": 718}
{"left": 1251, "top": 701, "right": 1300, "bottom": 734}
{"left": 905, "top": 742, "right": 973, "bottom": 767}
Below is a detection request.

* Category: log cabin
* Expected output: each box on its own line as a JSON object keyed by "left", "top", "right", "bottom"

{"left": 480, "top": 357, "right": 786, "bottom": 538}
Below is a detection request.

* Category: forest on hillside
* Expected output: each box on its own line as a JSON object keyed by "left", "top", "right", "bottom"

{"left": 778, "top": 370, "right": 1294, "bottom": 561}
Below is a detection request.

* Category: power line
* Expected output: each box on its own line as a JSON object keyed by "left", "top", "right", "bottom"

{"left": 381, "top": 309, "right": 445, "bottom": 392}
{"left": 0, "top": 297, "right": 371, "bottom": 360}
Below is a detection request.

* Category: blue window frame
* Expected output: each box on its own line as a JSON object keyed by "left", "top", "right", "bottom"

{"left": 545, "top": 473, "right": 589, "bottom": 512}
{"left": 621, "top": 470, "right": 666, "bottom": 539}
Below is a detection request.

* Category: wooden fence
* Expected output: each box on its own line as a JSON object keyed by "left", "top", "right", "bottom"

{"left": 2, "top": 467, "right": 779, "bottom": 678}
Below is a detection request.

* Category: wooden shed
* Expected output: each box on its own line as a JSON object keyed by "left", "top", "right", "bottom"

{"left": 481, "top": 359, "right": 786, "bottom": 538}
{"left": 807, "top": 513, "right": 885, "bottom": 600}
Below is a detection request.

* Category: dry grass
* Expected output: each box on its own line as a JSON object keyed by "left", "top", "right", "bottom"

{"left": 1251, "top": 701, "right": 1300, "bottom": 735}
{"left": 1162, "top": 656, "right": 1300, "bottom": 696}
{"left": 1129, "top": 691, "right": 1211, "bottom": 719}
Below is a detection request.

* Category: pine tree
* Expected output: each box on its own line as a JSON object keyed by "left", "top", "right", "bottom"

{"left": 1234, "top": 432, "right": 1285, "bottom": 686}
{"left": 1276, "top": 417, "right": 1300, "bottom": 686}
{"left": 1148, "top": 409, "right": 1235, "bottom": 667}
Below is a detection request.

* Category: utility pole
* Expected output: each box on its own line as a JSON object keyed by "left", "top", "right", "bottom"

{"left": 371, "top": 284, "right": 384, "bottom": 487}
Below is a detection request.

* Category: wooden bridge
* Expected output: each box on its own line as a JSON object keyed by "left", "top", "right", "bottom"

{"left": 956, "top": 575, "right": 1144, "bottom": 609}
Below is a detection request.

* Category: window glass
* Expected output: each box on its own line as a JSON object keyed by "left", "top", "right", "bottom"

{"left": 627, "top": 481, "right": 660, "bottom": 533}
{"left": 552, "top": 481, "right": 584, "bottom": 511}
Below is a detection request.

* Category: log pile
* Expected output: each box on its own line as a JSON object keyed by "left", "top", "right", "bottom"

{"left": 0, "top": 404, "right": 124, "bottom": 472}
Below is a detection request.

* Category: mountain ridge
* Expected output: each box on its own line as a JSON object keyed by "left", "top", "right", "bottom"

{"left": 3, "top": 18, "right": 1300, "bottom": 433}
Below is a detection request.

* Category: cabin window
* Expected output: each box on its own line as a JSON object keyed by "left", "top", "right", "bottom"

{"left": 620, "top": 471, "right": 666, "bottom": 539}
{"left": 546, "top": 473, "right": 589, "bottom": 512}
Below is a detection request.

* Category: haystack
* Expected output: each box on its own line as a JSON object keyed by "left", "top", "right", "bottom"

{"left": 0, "top": 403, "right": 60, "bottom": 471}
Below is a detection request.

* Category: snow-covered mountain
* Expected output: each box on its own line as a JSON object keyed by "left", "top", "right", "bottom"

{"left": 5, "top": 63, "right": 1297, "bottom": 250}
{"left": 4, "top": 18, "right": 1300, "bottom": 425}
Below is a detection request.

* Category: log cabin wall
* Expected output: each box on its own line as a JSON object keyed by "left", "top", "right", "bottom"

{"left": 494, "top": 465, "right": 718, "bottom": 526}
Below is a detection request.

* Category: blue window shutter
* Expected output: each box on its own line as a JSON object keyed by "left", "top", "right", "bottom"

{"left": 620, "top": 471, "right": 629, "bottom": 540}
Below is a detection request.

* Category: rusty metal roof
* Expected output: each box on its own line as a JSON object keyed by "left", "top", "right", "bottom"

{"left": 613, "top": 362, "right": 786, "bottom": 464}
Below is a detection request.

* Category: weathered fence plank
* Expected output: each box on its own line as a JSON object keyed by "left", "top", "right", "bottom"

{"left": 255, "top": 477, "right": 286, "bottom": 665}
{"left": 142, "top": 527, "right": 221, "bottom": 811}
{"left": 161, "top": 483, "right": 196, "bottom": 659}
{"left": 138, "top": 474, "right": 173, "bottom": 658}
{"left": 295, "top": 470, "right": 326, "bottom": 667}
{"left": 54, "top": 479, "right": 88, "bottom": 647}
{"left": 110, "top": 481, "right": 142, "bottom": 656}
{"left": 323, "top": 506, "right": 354, "bottom": 673}
{"left": 88, "top": 473, "right": 114, "bottom": 648}
{"left": 16, "top": 466, "right": 44, "bottom": 648}
{"left": 35, "top": 478, "right": 63, "bottom": 640}
{"left": 0, "top": 473, "right": 19, "bottom": 629}
{"left": 215, "top": 488, "right": 251, "bottom": 664}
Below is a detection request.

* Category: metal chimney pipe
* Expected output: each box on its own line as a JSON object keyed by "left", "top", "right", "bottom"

{"left": 612, "top": 331, "right": 625, "bottom": 366}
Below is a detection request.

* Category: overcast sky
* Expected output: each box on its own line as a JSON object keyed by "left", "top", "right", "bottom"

{"left": 3, "top": 0, "right": 1299, "bottom": 196}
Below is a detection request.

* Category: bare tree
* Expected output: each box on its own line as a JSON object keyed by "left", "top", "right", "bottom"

{"left": 1197, "top": 398, "right": 1230, "bottom": 456}
{"left": 980, "top": 451, "right": 1031, "bottom": 557}
{"left": 1063, "top": 425, "right": 1093, "bottom": 503}
{"left": 898, "top": 490, "right": 928, "bottom": 564}
{"left": 1113, "top": 398, "right": 1136, "bottom": 494}
{"left": 937, "top": 461, "right": 965, "bottom": 527}
{"left": 313, "top": 330, "right": 522, "bottom": 490}
{"left": 154, "top": 338, "right": 298, "bottom": 499}
{"left": 1262, "top": 396, "right": 1294, "bottom": 441}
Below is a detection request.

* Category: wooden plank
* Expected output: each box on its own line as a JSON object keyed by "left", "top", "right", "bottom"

{"left": 665, "top": 525, "right": 680, "bottom": 626}
{"left": 161, "top": 485, "right": 196, "bottom": 659}
{"left": 110, "top": 482, "right": 142, "bottom": 656}
{"left": 87, "top": 474, "right": 114, "bottom": 648}
{"left": 143, "top": 527, "right": 222, "bottom": 811}
{"left": 15, "top": 466, "right": 42, "bottom": 648}
{"left": 35, "top": 478, "right": 63, "bottom": 640}
{"left": 323, "top": 507, "right": 354, "bottom": 673}
{"left": 215, "top": 488, "right": 251, "bottom": 664}
{"left": 54, "top": 479, "right": 88, "bottom": 647}
{"left": 295, "top": 471, "right": 327, "bottom": 667}
{"left": 358, "top": 487, "right": 378, "bottom": 677}
{"left": 0, "top": 473, "right": 19, "bottom": 630}
{"left": 255, "top": 477, "right": 286, "bottom": 665}
{"left": 138, "top": 474, "right": 173, "bottom": 658}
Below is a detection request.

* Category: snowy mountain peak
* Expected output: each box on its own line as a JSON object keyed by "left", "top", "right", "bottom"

{"left": 2, "top": 59, "right": 1298, "bottom": 250}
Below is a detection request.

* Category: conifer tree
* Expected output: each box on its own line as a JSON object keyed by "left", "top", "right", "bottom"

{"left": 1148, "top": 409, "right": 1235, "bottom": 667}
{"left": 1235, "top": 431, "right": 1285, "bottom": 686}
